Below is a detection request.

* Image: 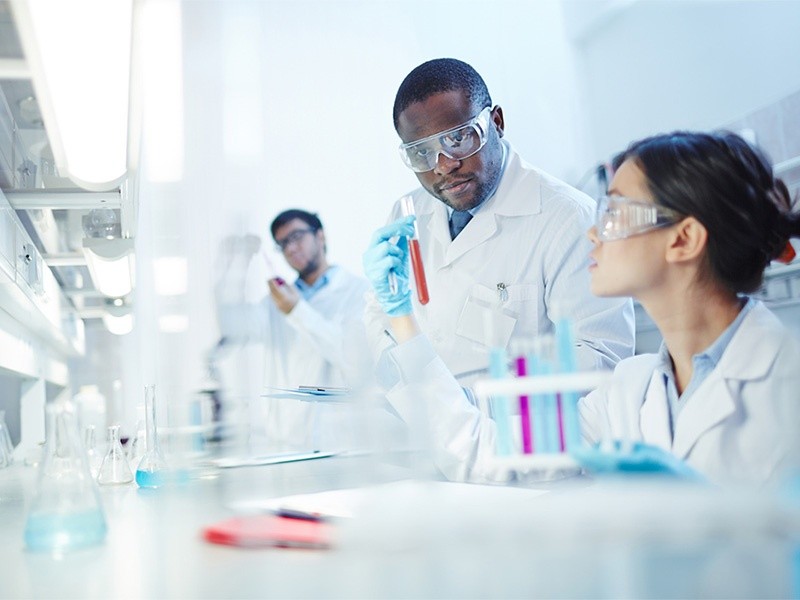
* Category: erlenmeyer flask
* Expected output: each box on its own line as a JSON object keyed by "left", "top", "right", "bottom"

{"left": 0, "top": 410, "right": 13, "bottom": 468}
{"left": 98, "top": 425, "right": 133, "bottom": 485}
{"left": 24, "top": 400, "right": 107, "bottom": 552}
{"left": 135, "top": 385, "right": 168, "bottom": 488}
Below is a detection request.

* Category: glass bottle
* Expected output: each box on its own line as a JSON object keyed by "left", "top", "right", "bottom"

{"left": 23, "top": 400, "right": 107, "bottom": 552}
{"left": 135, "top": 385, "right": 168, "bottom": 488}
{"left": 98, "top": 425, "right": 133, "bottom": 485}
{"left": 83, "top": 425, "right": 101, "bottom": 477}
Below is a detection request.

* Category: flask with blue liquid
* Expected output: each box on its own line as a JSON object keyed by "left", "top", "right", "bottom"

{"left": 135, "top": 384, "right": 169, "bottom": 488}
{"left": 23, "top": 400, "right": 107, "bottom": 552}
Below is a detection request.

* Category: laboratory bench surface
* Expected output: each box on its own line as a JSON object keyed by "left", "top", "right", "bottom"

{"left": 1, "top": 452, "right": 798, "bottom": 599}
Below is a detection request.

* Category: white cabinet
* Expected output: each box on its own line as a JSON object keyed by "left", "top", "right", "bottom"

{"left": 0, "top": 188, "right": 83, "bottom": 360}
{"left": 0, "top": 203, "right": 14, "bottom": 280}
{"left": 15, "top": 226, "right": 43, "bottom": 297}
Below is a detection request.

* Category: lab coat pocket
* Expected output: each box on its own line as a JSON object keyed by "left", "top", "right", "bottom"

{"left": 455, "top": 284, "right": 517, "bottom": 348}
{"left": 504, "top": 283, "right": 539, "bottom": 319}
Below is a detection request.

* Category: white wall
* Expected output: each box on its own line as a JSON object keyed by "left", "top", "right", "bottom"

{"left": 130, "top": 0, "right": 588, "bottom": 419}
{"left": 565, "top": 0, "right": 800, "bottom": 162}
{"left": 121, "top": 0, "right": 800, "bottom": 426}
{"left": 180, "top": 0, "right": 587, "bottom": 276}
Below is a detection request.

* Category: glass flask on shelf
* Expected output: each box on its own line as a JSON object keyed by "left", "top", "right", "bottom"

{"left": 135, "top": 385, "right": 169, "bottom": 488}
{"left": 97, "top": 425, "right": 133, "bottom": 485}
{"left": 23, "top": 400, "right": 107, "bottom": 552}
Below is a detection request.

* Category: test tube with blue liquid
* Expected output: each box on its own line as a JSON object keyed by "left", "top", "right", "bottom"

{"left": 135, "top": 384, "right": 169, "bottom": 488}
{"left": 529, "top": 336, "right": 560, "bottom": 454}
{"left": 489, "top": 347, "right": 513, "bottom": 456}
{"left": 555, "top": 317, "right": 582, "bottom": 451}
{"left": 484, "top": 297, "right": 512, "bottom": 455}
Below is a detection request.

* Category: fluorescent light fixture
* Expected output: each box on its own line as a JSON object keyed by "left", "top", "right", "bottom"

{"left": 141, "top": 0, "right": 184, "bottom": 183}
{"left": 103, "top": 303, "right": 133, "bottom": 336}
{"left": 11, "top": 0, "right": 133, "bottom": 190}
{"left": 82, "top": 238, "right": 135, "bottom": 298}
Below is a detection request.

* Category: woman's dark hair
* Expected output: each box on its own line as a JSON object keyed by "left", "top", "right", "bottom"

{"left": 614, "top": 131, "right": 800, "bottom": 294}
{"left": 270, "top": 209, "right": 322, "bottom": 241}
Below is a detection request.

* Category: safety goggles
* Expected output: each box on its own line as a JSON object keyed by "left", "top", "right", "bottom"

{"left": 275, "top": 228, "right": 315, "bottom": 251}
{"left": 596, "top": 195, "right": 683, "bottom": 241}
{"left": 398, "top": 107, "right": 492, "bottom": 172}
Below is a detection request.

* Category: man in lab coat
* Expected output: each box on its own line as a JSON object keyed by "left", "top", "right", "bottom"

{"left": 365, "top": 58, "right": 635, "bottom": 385}
{"left": 216, "top": 209, "right": 371, "bottom": 451}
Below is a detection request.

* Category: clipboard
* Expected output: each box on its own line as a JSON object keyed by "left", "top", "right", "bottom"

{"left": 261, "top": 386, "right": 351, "bottom": 402}
{"left": 206, "top": 450, "right": 339, "bottom": 469}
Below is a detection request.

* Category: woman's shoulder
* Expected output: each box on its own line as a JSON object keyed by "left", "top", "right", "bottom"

{"left": 740, "top": 301, "right": 800, "bottom": 356}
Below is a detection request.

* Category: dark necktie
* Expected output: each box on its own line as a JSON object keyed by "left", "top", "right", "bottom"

{"left": 449, "top": 210, "right": 473, "bottom": 240}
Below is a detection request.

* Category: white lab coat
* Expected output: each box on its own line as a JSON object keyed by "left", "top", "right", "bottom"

{"left": 385, "top": 301, "right": 800, "bottom": 486}
{"left": 217, "top": 266, "right": 371, "bottom": 450}
{"left": 580, "top": 301, "right": 800, "bottom": 486}
{"left": 366, "top": 141, "right": 635, "bottom": 385}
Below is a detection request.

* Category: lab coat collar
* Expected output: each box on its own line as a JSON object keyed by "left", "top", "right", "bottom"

{"left": 420, "top": 141, "right": 540, "bottom": 264}
{"left": 671, "top": 301, "right": 779, "bottom": 459}
{"left": 489, "top": 141, "right": 543, "bottom": 217}
{"left": 639, "top": 371, "right": 673, "bottom": 451}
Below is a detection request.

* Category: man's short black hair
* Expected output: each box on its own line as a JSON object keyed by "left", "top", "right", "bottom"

{"left": 270, "top": 209, "right": 323, "bottom": 240}
{"left": 392, "top": 58, "right": 492, "bottom": 129}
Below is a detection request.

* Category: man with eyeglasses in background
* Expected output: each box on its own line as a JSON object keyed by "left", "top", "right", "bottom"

{"left": 215, "top": 209, "right": 370, "bottom": 451}
{"left": 363, "top": 58, "right": 636, "bottom": 395}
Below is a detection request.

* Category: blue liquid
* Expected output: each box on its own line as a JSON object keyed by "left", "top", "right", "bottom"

{"left": 24, "top": 510, "right": 107, "bottom": 552}
{"left": 136, "top": 468, "right": 166, "bottom": 488}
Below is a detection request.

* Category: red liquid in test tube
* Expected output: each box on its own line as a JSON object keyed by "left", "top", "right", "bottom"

{"left": 409, "top": 239, "right": 429, "bottom": 305}
{"left": 401, "top": 196, "right": 429, "bottom": 305}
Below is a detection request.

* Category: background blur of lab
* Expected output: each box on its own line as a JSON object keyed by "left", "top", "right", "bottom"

{"left": 0, "top": 0, "right": 799, "bottom": 458}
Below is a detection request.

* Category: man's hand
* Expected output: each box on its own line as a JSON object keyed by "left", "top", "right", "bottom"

{"left": 363, "top": 216, "right": 416, "bottom": 317}
{"left": 268, "top": 277, "right": 300, "bottom": 314}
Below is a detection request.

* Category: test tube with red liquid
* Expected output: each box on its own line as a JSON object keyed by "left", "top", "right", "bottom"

{"left": 400, "top": 196, "right": 429, "bottom": 305}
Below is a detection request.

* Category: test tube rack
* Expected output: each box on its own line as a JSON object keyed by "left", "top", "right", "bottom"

{"left": 474, "top": 370, "right": 611, "bottom": 471}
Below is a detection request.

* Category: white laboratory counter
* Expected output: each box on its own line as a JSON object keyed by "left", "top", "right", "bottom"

{"left": 1, "top": 453, "right": 798, "bottom": 599}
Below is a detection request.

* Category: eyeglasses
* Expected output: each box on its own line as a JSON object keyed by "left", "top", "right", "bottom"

{"left": 274, "top": 228, "right": 314, "bottom": 251}
{"left": 398, "top": 107, "right": 492, "bottom": 173}
{"left": 596, "top": 195, "right": 683, "bottom": 241}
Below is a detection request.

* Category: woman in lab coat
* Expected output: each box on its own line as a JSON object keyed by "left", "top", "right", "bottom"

{"left": 363, "top": 131, "right": 800, "bottom": 486}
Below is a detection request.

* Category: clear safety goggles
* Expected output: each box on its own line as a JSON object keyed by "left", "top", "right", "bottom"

{"left": 274, "top": 228, "right": 314, "bottom": 251}
{"left": 398, "top": 107, "right": 492, "bottom": 172}
{"left": 596, "top": 195, "right": 683, "bottom": 241}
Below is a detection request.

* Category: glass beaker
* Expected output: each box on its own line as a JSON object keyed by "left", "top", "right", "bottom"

{"left": 23, "top": 400, "right": 107, "bottom": 552}
{"left": 98, "top": 425, "right": 133, "bottom": 485}
{"left": 135, "top": 385, "right": 168, "bottom": 488}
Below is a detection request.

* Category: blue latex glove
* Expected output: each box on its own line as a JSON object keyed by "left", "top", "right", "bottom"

{"left": 571, "top": 440, "right": 706, "bottom": 482}
{"left": 363, "top": 216, "right": 416, "bottom": 317}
